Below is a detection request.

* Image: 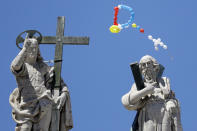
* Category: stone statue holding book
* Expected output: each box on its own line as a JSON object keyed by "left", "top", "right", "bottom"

{"left": 122, "top": 55, "right": 183, "bottom": 131}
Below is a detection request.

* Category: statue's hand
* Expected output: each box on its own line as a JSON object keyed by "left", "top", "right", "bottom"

{"left": 23, "top": 38, "right": 38, "bottom": 50}
{"left": 144, "top": 82, "right": 157, "bottom": 94}
{"left": 23, "top": 39, "right": 32, "bottom": 49}
{"left": 166, "top": 100, "right": 177, "bottom": 113}
{"left": 153, "top": 87, "right": 162, "bottom": 94}
{"left": 56, "top": 92, "right": 67, "bottom": 110}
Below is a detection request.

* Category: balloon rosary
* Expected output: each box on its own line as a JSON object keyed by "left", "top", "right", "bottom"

{"left": 109, "top": 5, "right": 144, "bottom": 33}
{"left": 109, "top": 5, "right": 168, "bottom": 51}
{"left": 148, "top": 35, "right": 167, "bottom": 51}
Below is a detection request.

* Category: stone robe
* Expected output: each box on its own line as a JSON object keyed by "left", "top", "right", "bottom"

{"left": 9, "top": 61, "right": 73, "bottom": 130}
{"left": 10, "top": 61, "right": 52, "bottom": 125}
{"left": 122, "top": 77, "right": 183, "bottom": 131}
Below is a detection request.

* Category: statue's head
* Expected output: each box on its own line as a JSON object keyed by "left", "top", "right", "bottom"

{"left": 24, "top": 38, "right": 43, "bottom": 64}
{"left": 139, "top": 55, "right": 160, "bottom": 82}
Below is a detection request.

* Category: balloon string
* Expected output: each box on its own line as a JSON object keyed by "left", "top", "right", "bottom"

{"left": 166, "top": 50, "right": 174, "bottom": 61}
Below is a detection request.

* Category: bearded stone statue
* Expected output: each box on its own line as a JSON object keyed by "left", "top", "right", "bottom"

{"left": 9, "top": 38, "right": 73, "bottom": 131}
{"left": 122, "top": 55, "right": 183, "bottom": 131}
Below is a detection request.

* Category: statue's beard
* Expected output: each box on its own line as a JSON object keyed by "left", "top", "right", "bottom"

{"left": 142, "top": 68, "right": 157, "bottom": 82}
{"left": 26, "top": 55, "right": 37, "bottom": 64}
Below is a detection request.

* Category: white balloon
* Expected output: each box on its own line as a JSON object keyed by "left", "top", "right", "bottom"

{"left": 163, "top": 45, "right": 167, "bottom": 49}
{"left": 157, "top": 38, "right": 161, "bottom": 42}
{"left": 148, "top": 35, "right": 153, "bottom": 40}
{"left": 118, "top": 5, "right": 121, "bottom": 9}
{"left": 147, "top": 35, "right": 167, "bottom": 51}
{"left": 154, "top": 42, "right": 159, "bottom": 47}
{"left": 155, "top": 40, "right": 160, "bottom": 44}
{"left": 153, "top": 39, "right": 156, "bottom": 42}
{"left": 160, "top": 42, "right": 164, "bottom": 46}
{"left": 155, "top": 46, "right": 159, "bottom": 51}
{"left": 118, "top": 24, "right": 123, "bottom": 29}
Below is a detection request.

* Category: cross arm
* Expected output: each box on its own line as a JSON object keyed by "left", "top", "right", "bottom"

{"left": 40, "top": 36, "right": 89, "bottom": 45}
{"left": 40, "top": 36, "right": 56, "bottom": 44}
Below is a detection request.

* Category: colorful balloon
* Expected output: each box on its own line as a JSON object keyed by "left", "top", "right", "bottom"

{"left": 132, "top": 23, "right": 137, "bottom": 28}
{"left": 140, "top": 28, "right": 144, "bottom": 33}
{"left": 109, "top": 5, "right": 168, "bottom": 51}
{"left": 109, "top": 25, "right": 121, "bottom": 33}
{"left": 109, "top": 5, "right": 143, "bottom": 33}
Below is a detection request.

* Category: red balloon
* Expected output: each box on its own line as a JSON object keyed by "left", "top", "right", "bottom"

{"left": 114, "top": 7, "right": 119, "bottom": 11}
{"left": 114, "top": 22, "right": 118, "bottom": 25}
{"left": 140, "top": 28, "right": 144, "bottom": 33}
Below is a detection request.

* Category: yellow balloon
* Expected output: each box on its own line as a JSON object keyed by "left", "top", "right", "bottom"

{"left": 132, "top": 23, "right": 137, "bottom": 28}
{"left": 109, "top": 25, "right": 121, "bottom": 33}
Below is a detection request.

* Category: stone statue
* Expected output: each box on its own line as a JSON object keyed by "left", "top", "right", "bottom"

{"left": 122, "top": 55, "right": 183, "bottom": 131}
{"left": 9, "top": 38, "right": 73, "bottom": 131}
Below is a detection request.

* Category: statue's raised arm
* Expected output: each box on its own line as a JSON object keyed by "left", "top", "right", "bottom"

{"left": 11, "top": 38, "right": 39, "bottom": 74}
{"left": 9, "top": 37, "right": 54, "bottom": 131}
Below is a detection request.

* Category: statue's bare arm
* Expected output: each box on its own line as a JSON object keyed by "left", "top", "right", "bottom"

{"left": 11, "top": 47, "right": 27, "bottom": 71}
{"left": 11, "top": 39, "right": 32, "bottom": 71}
{"left": 56, "top": 80, "right": 68, "bottom": 110}
{"left": 129, "top": 82, "right": 156, "bottom": 104}
{"left": 122, "top": 82, "right": 156, "bottom": 110}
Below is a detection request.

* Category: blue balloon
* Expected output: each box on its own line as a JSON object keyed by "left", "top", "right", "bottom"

{"left": 118, "top": 5, "right": 138, "bottom": 30}
{"left": 131, "top": 12, "right": 135, "bottom": 15}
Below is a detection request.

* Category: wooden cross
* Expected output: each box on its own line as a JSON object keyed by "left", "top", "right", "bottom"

{"left": 40, "top": 16, "right": 89, "bottom": 90}
{"left": 40, "top": 16, "right": 89, "bottom": 131}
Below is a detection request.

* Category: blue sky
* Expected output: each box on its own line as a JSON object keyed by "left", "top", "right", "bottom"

{"left": 0, "top": 0, "right": 196, "bottom": 130}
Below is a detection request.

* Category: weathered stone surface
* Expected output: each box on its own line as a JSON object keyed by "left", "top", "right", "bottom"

{"left": 11, "top": 16, "right": 89, "bottom": 131}
{"left": 122, "top": 55, "right": 183, "bottom": 131}
{"left": 9, "top": 38, "right": 73, "bottom": 131}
